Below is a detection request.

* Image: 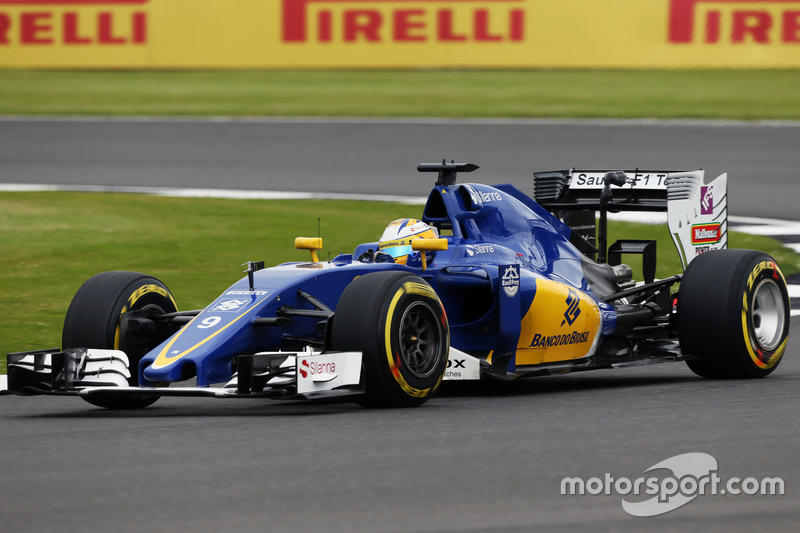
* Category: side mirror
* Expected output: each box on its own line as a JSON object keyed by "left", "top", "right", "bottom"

{"left": 412, "top": 238, "right": 448, "bottom": 270}
{"left": 295, "top": 237, "right": 323, "bottom": 263}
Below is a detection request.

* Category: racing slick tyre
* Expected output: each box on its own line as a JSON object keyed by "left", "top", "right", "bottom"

{"left": 330, "top": 272, "right": 449, "bottom": 408}
{"left": 677, "top": 249, "right": 790, "bottom": 379}
{"left": 62, "top": 271, "right": 178, "bottom": 409}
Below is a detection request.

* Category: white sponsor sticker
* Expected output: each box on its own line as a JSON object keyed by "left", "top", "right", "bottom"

{"left": 570, "top": 172, "right": 668, "bottom": 190}
{"left": 443, "top": 348, "right": 481, "bottom": 381}
{"left": 501, "top": 265, "right": 520, "bottom": 298}
{"left": 226, "top": 290, "right": 269, "bottom": 296}
{"left": 465, "top": 244, "right": 495, "bottom": 256}
{"left": 296, "top": 352, "right": 362, "bottom": 394}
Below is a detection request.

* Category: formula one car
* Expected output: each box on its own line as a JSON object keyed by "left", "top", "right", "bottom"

{"left": 2, "top": 162, "right": 791, "bottom": 409}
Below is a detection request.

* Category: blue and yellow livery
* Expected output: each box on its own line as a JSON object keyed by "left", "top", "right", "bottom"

{"left": 4, "top": 162, "right": 791, "bottom": 409}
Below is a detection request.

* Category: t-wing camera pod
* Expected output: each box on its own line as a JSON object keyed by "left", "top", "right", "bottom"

{"left": 418, "top": 160, "right": 479, "bottom": 186}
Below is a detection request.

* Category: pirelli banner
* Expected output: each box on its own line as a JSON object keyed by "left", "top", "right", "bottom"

{"left": 2, "top": 0, "right": 800, "bottom": 69}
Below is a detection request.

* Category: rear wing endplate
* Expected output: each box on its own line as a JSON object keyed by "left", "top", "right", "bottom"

{"left": 533, "top": 169, "right": 728, "bottom": 270}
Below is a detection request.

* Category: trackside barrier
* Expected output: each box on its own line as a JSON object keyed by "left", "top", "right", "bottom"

{"left": 1, "top": 0, "right": 799, "bottom": 68}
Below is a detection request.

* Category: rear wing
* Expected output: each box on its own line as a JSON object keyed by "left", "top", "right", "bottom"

{"left": 533, "top": 169, "right": 728, "bottom": 270}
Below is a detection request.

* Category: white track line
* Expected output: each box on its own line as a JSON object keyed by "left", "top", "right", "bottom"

{"left": 791, "top": 283, "right": 800, "bottom": 317}
{"left": 0, "top": 183, "right": 428, "bottom": 205}
{"left": 2, "top": 115, "right": 800, "bottom": 128}
{"left": 732, "top": 224, "right": 800, "bottom": 236}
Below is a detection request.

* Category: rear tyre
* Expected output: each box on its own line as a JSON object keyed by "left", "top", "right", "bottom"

{"left": 678, "top": 250, "right": 790, "bottom": 378}
{"left": 330, "top": 272, "right": 449, "bottom": 407}
{"left": 62, "top": 271, "right": 178, "bottom": 409}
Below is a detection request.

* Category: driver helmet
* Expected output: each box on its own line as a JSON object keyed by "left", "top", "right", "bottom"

{"left": 378, "top": 218, "right": 438, "bottom": 265}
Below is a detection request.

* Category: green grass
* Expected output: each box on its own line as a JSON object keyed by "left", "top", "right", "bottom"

{"left": 2, "top": 70, "right": 800, "bottom": 119}
{"left": 0, "top": 193, "right": 412, "bottom": 368}
{"left": 2, "top": 191, "right": 799, "bottom": 373}
{"left": 605, "top": 220, "right": 800, "bottom": 284}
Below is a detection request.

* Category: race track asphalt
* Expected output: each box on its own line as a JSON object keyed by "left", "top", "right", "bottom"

{"left": 1, "top": 118, "right": 798, "bottom": 218}
{"left": 0, "top": 118, "right": 798, "bottom": 532}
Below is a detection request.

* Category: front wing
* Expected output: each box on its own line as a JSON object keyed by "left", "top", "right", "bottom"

{"left": 2, "top": 348, "right": 365, "bottom": 401}
{"left": 1, "top": 346, "right": 484, "bottom": 401}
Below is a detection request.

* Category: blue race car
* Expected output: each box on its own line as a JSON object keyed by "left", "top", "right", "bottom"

{"left": 3, "top": 162, "right": 791, "bottom": 409}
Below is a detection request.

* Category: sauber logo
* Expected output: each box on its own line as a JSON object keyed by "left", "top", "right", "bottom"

{"left": 0, "top": 0, "right": 149, "bottom": 46}
{"left": 691, "top": 223, "right": 722, "bottom": 245}
{"left": 282, "top": 0, "right": 525, "bottom": 44}
{"left": 299, "top": 358, "right": 338, "bottom": 382}
{"left": 669, "top": 0, "right": 800, "bottom": 44}
{"left": 210, "top": 299, "right": 249, "bottom": 313}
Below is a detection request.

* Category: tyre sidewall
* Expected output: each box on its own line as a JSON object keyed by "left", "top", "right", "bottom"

{"left": 679, "top": 250, "right": 790, "bottom": 378}
{"left": 62, "top": 271, "right": 177, "bottom": 394}
{"left": 376, "top": 277, "right": 449, "bottom": 405}
{"left": 738, "top": 257, "right": 790, "bottom": 374}
{"left": 331, "top": 271, "right": 449, "bottom": 407}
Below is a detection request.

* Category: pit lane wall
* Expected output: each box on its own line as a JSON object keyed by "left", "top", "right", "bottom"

{"left": 2, "top": 0, "right": 799, "bottom": 69}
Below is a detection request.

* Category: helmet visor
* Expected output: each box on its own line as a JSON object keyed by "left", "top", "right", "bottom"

{"left": 381, "top": 244, "right": 413, "bottom": 259}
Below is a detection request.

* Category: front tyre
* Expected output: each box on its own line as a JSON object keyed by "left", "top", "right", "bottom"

{"left": 330, "top": 272, "right": 449, "bottom": 407}
{"left": 62, "top": 271, "right": 178, "bottom": 409}
{"left": 678, "top": 250, "right": 790, "bottom": 378}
